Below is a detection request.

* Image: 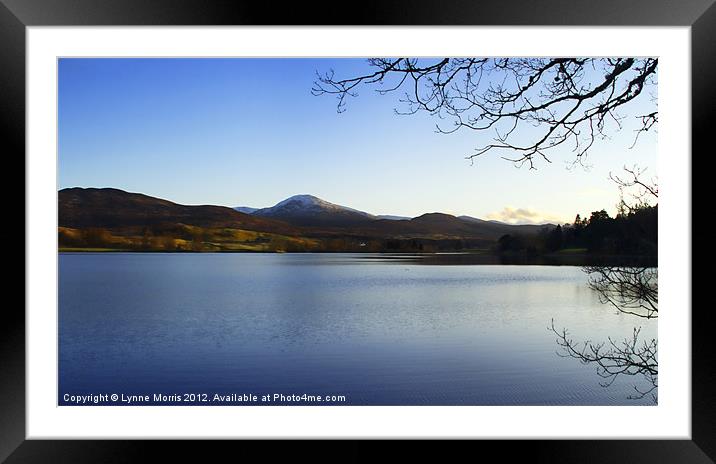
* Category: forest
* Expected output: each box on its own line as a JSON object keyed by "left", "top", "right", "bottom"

{"left": 496, "top": 204, "right": 657, "bottom": 258}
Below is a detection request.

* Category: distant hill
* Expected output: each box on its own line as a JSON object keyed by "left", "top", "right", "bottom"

{"left": 241, "top": 195, "right": 554, "bottom": 237}
{"left": 59, "top": 188, "right": 298, "bottom": 235}
{"left": 377, "top": 215, "right": 411, "bottom": 221}
{"left": 458, "top": 215, "right": 556, "bottom": 234}
{"left": 58, "top": 188, "right": 555, "bottom": 252}
{"left": 252, "top": 194, "right": 375, "bottom": 227}
{"left": 233, "top": 206, "right": 258, "bottom": 214}
{"left": 355, "top": 212, "right": 553, "bottom": 240}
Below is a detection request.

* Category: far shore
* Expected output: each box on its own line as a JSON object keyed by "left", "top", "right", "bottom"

{"left": 58, "top": 248, "right": 657, "bottom": 267}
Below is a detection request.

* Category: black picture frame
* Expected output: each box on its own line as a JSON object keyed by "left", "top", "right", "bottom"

{"left": 3, "top": 0, "right": 712, "bottom": 462}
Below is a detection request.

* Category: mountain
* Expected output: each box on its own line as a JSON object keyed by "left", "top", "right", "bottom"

{"left": 251, "top": 194, "right": 375, "bottom": 227}
{"left": 59, "top": 187, "right": 298, "bottom": 235}
{"left": 459, "top": 215, "right": 555, "bottom": 233}
{"left": 58, "top": 188, "right": 555, "bottom": 253}
{"left": 351, "top": 212, "right": 552, "bottom": 240}
{"left": 233, "top": 206, "right": 258, "bottom": 214}
{"left": 377, "top": 215, "right": 411, "bottom": 221}
{"left": 401, "top": 213, "right": 483, "bottom": 236}
{"left": 458, "top": 215, "right": 492, "bottom": 224}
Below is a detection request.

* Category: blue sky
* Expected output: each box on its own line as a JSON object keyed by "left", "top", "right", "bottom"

{"left": 58, "top": 58, "right": 657, "bottom": 224}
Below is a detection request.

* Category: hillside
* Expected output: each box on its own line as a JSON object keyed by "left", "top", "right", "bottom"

{"left": 58, "top": 188, "right": 554, "bottom": 252}
{"left": 60, "top": 188, "right": 298, "bottom": 235}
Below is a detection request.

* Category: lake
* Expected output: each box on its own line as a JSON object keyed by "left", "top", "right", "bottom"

{"left": 59, "top": 253, "right": 657, "bottom": 405}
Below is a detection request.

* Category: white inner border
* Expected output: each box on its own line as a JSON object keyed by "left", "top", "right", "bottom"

{"left": 27, "top": 26, "right": 691, "bottom": 439}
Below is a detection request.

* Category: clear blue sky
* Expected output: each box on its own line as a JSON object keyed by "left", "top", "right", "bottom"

{"left": 58, "top": 58, "right": 657, "bottom": 224}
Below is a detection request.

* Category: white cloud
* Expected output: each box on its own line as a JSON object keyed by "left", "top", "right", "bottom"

{"left": 486, "top": 207, "right": 565, "bottom": 225}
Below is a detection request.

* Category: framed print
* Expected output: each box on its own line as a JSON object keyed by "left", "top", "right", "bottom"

{"left": 4, "top": 0, "right": 714, "bottom": 461}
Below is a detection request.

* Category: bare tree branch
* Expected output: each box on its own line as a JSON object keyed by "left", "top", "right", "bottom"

{"left": 313, "top": 58, "right": 658, "bottom": 168}
{"left": 550, "top": 321, "right": 658, "bottom": 402}
{"left": 550, "top": 166, "right": 658, "bottom": 403}
{"left": 611, "top": 165, "right": 659, "bottom": 213}
{"left": 583, "top": 266, "right": 658, "bottom": 319}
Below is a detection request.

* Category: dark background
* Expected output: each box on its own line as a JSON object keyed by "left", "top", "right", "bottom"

{"left": 2, "top": 0, "right": 712, "bottom": 462}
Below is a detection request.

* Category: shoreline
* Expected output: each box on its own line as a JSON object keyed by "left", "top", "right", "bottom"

{"left": 58, "top": 249, "right": 657, "bottom": 267}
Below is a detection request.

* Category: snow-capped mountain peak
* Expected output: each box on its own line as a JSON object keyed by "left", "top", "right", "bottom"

{"left": 274, "top": 194, "right": 333, "bottom": 210}
{"left": 249, "top": 194, "right": 375, "bottom": 227}
{"left": 259, "top": 194, "right": 372, "bottom": 216}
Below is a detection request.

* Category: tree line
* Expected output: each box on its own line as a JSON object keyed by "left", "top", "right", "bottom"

{"left": 497, "top": 204, "right": 657, "bottom": 256}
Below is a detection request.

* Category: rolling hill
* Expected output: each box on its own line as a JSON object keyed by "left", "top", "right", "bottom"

{"left": 58, "top": 188, "right": 554, "bottom": 252}
{"left": 60, "top": 188, "right": 298, "bottom": 235}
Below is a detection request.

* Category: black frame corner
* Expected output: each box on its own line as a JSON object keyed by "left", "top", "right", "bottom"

{"left": 5, "top": 0, "right": 714, "bottom": 461}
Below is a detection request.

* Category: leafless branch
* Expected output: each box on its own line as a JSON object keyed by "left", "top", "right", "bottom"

{"left": 583, "top": 266, "right": 658, "bottom": 319}
{"left": 550, "top": 321, "right": 658, "bottom": 402}
{"left": 313, "top": 58, "right": 658, "bottom": 167}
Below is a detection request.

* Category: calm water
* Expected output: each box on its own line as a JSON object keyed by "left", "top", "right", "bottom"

{"left": 59, "top": 253, "right": 657, "bottom": 405}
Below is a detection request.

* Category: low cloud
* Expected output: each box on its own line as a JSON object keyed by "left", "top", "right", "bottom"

{"left": 486, "top": 207, "right": 565, "bottom": 225}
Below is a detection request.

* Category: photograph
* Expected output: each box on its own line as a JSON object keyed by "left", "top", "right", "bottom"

{"left": 57, "top": 56, "right": 659, "bottom": 407}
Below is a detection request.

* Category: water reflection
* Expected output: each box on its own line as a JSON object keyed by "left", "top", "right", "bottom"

{"left": 351, "top": 253, "right": 657, "bottom": 267}
{"left": 551, "top": 266, "right": 658, "bottom": 402}
{"left": 59, "top": 253, "right": 657, "bottom": 405}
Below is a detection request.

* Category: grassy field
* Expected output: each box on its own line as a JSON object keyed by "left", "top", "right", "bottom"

{"left": 59, "top": 247, "right": 132, "bottom": 252}
{"left": 58, "top": 226, "right": 322, "bottom": 252}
